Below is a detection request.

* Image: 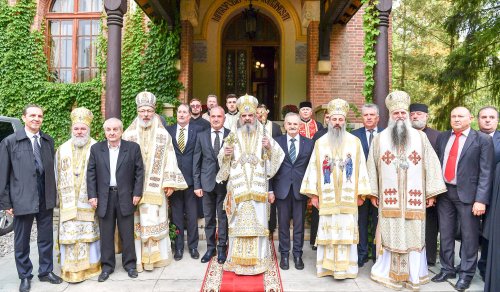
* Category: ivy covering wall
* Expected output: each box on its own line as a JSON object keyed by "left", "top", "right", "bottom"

{"left": 361, "top": 0, "right": 379, "bottom": 102}
{"left": 0, "top": 0, "right": 182, "bottom": 146}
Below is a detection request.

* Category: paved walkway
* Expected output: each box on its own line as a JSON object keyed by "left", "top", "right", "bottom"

{"left": 0, "top": 240, "right": 484, "bottom": 291}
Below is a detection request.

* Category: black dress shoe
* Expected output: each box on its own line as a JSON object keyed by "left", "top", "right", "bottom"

{"left": 38, "top": 272, "right": 62, "bottom": 284}
{"left": 358, "top": 257, "right": 368, "bottom": 268}
{"left": 311, "top": 245, "right": 317, "bottom": 251}
{"left": 174, "top": 249, "right": 184, "bottom": 261}
{"left": 293, "top": 256, "right": 304, "bottom": 270}
{"left": 127, "top": 268, "right": 138, "bottom": 278}
{"left": 431, "top": 271, "right": 456, "bottom": 282}
{"left": 454, "top": 278, "right": 471, "bottom": 292}
{"left": 280, "top": 256, "right": 289, "bottom": 270}
{"left": 217, "top": 248, "right": 227, "bottom": 264}
{"left": 19, "top": 278, "right": 30, "bottom": 292}
{"left": 190, "top": 248, "right": 200, "bottom": 259}
{"left": 201, "top": 250, "right": 215, "bottom": 263}
{"left": 98, "top": 271, "right": 112, "bottom": 282}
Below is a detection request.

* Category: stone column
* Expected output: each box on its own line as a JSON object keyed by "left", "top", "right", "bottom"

{"left": 104, "top": 0, "right": 127, "bottom": 120}
{"left": 373, "top": 0, "right": 392, "bottom": 127}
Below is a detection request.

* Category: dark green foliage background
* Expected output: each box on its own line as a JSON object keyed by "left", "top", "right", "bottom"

{"left": 0, "top": 0, "right": 182, "bottom": 146}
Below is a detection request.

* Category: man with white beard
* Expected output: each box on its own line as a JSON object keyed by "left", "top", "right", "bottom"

{"left": 367, "top": 91, "right": 446, "bottom": 290}
{"left": 217, "top": 94, "right": 285, "bottom": 275}
{"left": 56, "top": 107, "right": 101, "bottom": 282}
{"left": 301, "top": 98, "right": 371, "bottom": 278}
{"left": 122, "top": 91, "right": 187, "bottom": 272}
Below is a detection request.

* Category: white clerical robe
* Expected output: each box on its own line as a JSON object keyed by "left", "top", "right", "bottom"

{"left": 123, "top": 115, "right": 187, "bottom": 271}
{"left": 217, "top": 127, "right": 285, "bottom": 275}
{"left": 367, "top": 127, "right": 446, "bottom": 289}
{"left": 56, "top": 138, "right": 101, "bottom": 282}
{"left": 224, "top": 112, "right": 240, "bottom": 132}
{"left": 301, "top": 132, "right": 371, "bottom": 278}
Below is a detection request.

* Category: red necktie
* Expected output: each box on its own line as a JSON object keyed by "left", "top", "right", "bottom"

{"left": 444, "top": 131, "right": 462, "bottom": 181}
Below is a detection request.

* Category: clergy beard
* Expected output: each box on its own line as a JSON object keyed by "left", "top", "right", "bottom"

{"left": 411, "top": 119, "right": 426, "bottom": 130}
{"left": 72, "top": 133, "right": 90, "bottom": 148}
{"left": 241, "top": 120, "right": 258, "bottom": 137}
{"left": 138, "top": 117, "right": 152, "bottom": 129}
{"left": 327, "top": 123, "right": 346, "bottom": 151}
{"left": 388, "top": 118, "right": 412, "bottom": 149}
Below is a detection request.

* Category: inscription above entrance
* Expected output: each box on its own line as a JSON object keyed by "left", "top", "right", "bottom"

{"left": 211, "top": 0, "right": 291, "bottom": 22}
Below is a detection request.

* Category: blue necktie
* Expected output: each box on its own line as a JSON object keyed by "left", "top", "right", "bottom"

{"left": 290, "top": 138, "right": 296, "bottom": 163}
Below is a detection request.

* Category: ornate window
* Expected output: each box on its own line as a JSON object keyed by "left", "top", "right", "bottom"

{"left": 46, "top": 0, "right": 102, "bottom": 83}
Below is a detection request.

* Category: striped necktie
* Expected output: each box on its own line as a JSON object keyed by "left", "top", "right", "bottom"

{"left": 290, "top": 138, "right": 297, "bottom": 163}
{"left": 178, "top": 128, "right": 185, "bottom": 153}
{"left": 33, "top": 134, "right": 44, "bottom": 174}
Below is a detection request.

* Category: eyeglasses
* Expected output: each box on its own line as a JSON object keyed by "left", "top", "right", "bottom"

{"left": 190, "top": 104, "right": 201, "bottom": 108}
{"left": 138, "top": 109, "right": 155, "bottom": 114}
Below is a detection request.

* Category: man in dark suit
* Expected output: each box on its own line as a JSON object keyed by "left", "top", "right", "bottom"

{"left": 271, "top": 113, "right": 314, "bottom": 270}
{"left": 0, "top": 104, "right": 62, "bottom": 292}
{"left": 193, "top": 106, "right": 229, "bottom": 264}
{"left": 167, "top": 104, "right": 200, "bottom": 261}
{"left": 477, "top": 106, "right": 500, "bottom": 280}
{"left": 432, "top": 107, "right": 494, "bottom": 291}
{"left": 409, "top": 103, "right": 441, "bottom": 267}
{"left": 87, "top": 118, "right": 144, "bottom": 282}
{"left": 351, "top": 103, "right": 383, "bottom": 267}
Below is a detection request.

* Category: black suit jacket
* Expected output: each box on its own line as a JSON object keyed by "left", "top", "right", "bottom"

{"left": 436, "top": 129, "right": 494, "bottom": 205}
{"left": 351, "top": 126, "right": 384, "bottom": 160}
{"left": 271, "top": 135, "right": 314, "bottom": 200}
{"left": 193, "top": 128, "right": 229, "bottom": 192}
{"left": 423, "top": 127, "right": 441, "bottom": 153}
{"left": 492, "top": 130, "right": 500, "bottom": 164}
{"left": 166, "top": 124, "right": 199, "bottom": 187}
{"left": 0, "top": 129, "right": 56, "bottom": 215}
{"left": 87, "top": 139, "right": 145, "bottom": 218}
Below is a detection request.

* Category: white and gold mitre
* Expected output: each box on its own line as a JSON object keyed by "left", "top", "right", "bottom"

{"left": 385, "top": 90, "right": 410, "bottom": 113}
{"left": 237, "top": 94, "right": 258, "bottom": 114}
{"left": 70, "top": 107, "right": 93, "bottom": 127}
{"left": 327, "top": 98, "right": 350, "bottom": 116}
{"left": 135, "top": 90, "right": 157, "bottom": 108}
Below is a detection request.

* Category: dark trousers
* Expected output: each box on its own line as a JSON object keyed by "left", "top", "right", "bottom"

{"left": 425, "top": 205, "right": 439, "bottom": 264}
{"left": 478, "top": 236, "right": 488, "bottom": 278}
{"left": 99, "top": 189, "right": 136, "bottom": 273}
{"left": 203, "top": 184, "right": 228, "bottom": 252}
{"left": 13, "top": 175, "right": 53, "bottom": 280}
{"left": 171, "top": 186, "right": 199, "bottom": 250}
{"left": 357, "top": 199, "right": 378, "bottom": 261}
{"left": 438, "top": 184, "right": 480, "bottom": 279}
{"left": 269, "top": 202, "right": 277, "bottom": 233}
{"left": 310, "top": 204, "right": 319, "bottom": 245}
{"left": 276, "top": 188, "right": 307, "bottom": 258}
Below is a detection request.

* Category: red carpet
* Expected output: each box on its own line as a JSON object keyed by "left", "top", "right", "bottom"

{"left": 201, "top": 241, "right": 283, "bottom": 292}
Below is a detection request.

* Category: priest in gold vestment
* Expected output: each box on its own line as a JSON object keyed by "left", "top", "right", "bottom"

{"left": 217, "top": 94, "right": 285, "bottom": 275}
{"left": 122, "top": 91, "right": 188, "bottom": 272}
{"left": 300, "top": 98, "right": 371, "bottom": 279}
{"left": 56, "top": 107, "right": 100, "bottom": 282}
{"left": 367, "top": 91, "right": 446, "bottom": 290}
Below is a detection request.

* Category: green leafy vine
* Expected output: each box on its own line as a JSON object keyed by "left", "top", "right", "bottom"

{"left": 361, "top": 0, "right": 380, "bottom": 102}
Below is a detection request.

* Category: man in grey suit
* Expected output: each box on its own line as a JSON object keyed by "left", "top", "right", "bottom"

{"left": 87, "top": 118, "right": 144, "bottom": 282}
{"left": 477, "top": 106, "right": 500, "bottom": 280}
{"left": 167, "top": 104, "right": 201, "bottom": 261}
{"left": 271, "top": 113, "right": 314, "bottom": 270}
{"left": 0, "top": 104, "right": 62, "bottom": 292}
{"left": 409, "top": 103, "right": 441, "bottom": 267}
{"left": 432, "top": 107, "right": 494, "bottom": 291}
{"left": 193, "top": 106, "right": 229, "bottom": 264}
{"left": 351, "top": 103, "right": 382, "bottom": 267}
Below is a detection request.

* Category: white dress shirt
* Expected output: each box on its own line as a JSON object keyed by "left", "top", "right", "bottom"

{"left": 365, "top": 127, "right": 379, "bottom": 146}
{"left": 109, "top": 142, "right": 120, "bottom": 187}
{"left": 442, "top": 127, "right": 471, "bottom": 185}
{"left": 176, "top": 123, "right": 189, "bottom": 143}
{"left": 287, "top": 134, "right": 300, "bottom": 157}
{"left": 25, "top": 128, "right": 41, "bottom": 151}
{"left": 211, "top": 128, "right": 224, "bottom": 148}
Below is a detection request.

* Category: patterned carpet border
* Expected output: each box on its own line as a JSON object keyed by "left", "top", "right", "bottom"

{"left": 200, "top": 241, "right": 283, "bottom": 292}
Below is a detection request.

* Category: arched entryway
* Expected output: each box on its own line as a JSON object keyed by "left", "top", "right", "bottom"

{"left": 221, "top": 12, "right": 280, "bottom": 120}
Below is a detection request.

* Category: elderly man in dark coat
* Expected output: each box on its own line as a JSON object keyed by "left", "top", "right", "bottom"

{"left": 0, "top": 104, "right": 62, "bottom": 292}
